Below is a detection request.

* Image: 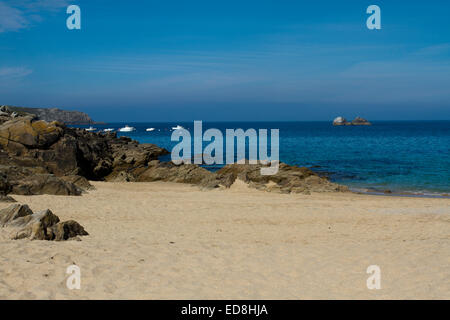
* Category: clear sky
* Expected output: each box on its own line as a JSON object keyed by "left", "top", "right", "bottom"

{"left": 0, "top": 0, "right": 449, "bottom": 121}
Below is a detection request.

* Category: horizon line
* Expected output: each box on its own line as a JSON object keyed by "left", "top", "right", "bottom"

{"left": 90, "top": 119, "right": 450, "bottom": 123}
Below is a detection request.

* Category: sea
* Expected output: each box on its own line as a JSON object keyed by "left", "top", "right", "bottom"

{"left": 76, "top": 121, "right": 450, "bottom": 196}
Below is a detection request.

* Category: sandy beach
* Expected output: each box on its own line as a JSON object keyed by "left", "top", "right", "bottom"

{"left": 0, "top": 181, "right": 448, "bottom": 300}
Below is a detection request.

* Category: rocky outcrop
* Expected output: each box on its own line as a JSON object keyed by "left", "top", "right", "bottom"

{"left": 60, "top": 175, "right": 95, "bottom": 192}
{"left": 333, "top": 116, "right": 371, "bottom": 126}
{"left": 13, "top": 173, "right": 82, "bottom": 196}
{"left": 0, "top": 204, "right": 88, "bottom": 241}
{"left": 216, "top": 162, "right": 348, "bottom": 194}
{"left": 0, "top": 166, "right": 82, "bottom": 196}
{"left": 117, "top": 159, "right": 348, "bottom": 194}
{"left": 0, "top": 116, "right": 64, "bottom": 154}
{"left": 106, "top": 139, "right": 171, "bottom": 180}
{"left": 0, "top": 109, "right": 168, "bottom": 195}
{"left": 2, "top": 105, "right": 96, "bottom": 125}
{"left": 134, "top": 161, "right": 221, "bottom": 189}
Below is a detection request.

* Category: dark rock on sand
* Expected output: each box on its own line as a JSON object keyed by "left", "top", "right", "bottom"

{"left": 126, "top": 159, "right": 348, "bottom": 194}
{"left": 135, "top": 161, "right": 221, "bottom": 189}
{"left": 49, "top": 220, "right": 89, "bottom": 241}
{"left": 60, "top": 175, "right": 95, "bottom": 192}
{"left": 0, "top": 204, "right": 33, "bottom": 227}
{"left": 0, "top": 204, "right": 88, "bottom": 241}
{"left": 11, "top": 209, "right": 61, "bottom": 240}
{"left": 216, "top": 162, "right": 349, "bottom": 194}
{"left": 0, "top": 195, "right": 16, "bottom": 202}
{"left": 13, "top": 174, "right": 82, "bottom": 196}
{"left": 0, "top": 166, "right": 82, "bottom": 196}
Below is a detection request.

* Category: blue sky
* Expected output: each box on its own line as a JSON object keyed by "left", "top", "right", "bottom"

{"left": 0, "top": 0, "right": 449, "bottom": 121}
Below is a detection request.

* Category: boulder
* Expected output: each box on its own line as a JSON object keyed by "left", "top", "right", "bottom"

{"left": 60, "top": 175, "right": 95, "bottom": 191}
{"left": 0, "top": 204, "right": 34, "bottom": 227}
{"left": 0, "top": 116, "right": 63, "bottom": 153}
{"left": 135, "top": 161, "right": 221, "bottom": 189}
{"left": 8, "top": 171, "right": 82, "bottom": 196}
{"left": 0, "top": 165, "right": 81, "bottom": 196}
{"left": 217, "top": 161, "right": 349, "bottom": 194}
{"left": 110, "top": 170, "right": 136, "bottom": 182}
{"left": 49, "top": 220, "right": 89, "bottom": 241}
{"left": 11, "top": 209, "right": 61, "bottom": 240}
{"left": 0, "top": 204, "right": 88, "bottom": 241}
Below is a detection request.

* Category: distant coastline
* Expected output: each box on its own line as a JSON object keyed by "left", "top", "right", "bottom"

{"left": 1, "top": 105, "right": 100, "bottom": 125}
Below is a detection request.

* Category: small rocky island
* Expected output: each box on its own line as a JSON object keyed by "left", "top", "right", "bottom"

{"left": 333, "top": 116, "right": 371, "bottom": 126}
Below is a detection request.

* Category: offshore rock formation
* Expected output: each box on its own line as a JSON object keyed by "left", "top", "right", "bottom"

{"left": 333, "top": 116, "right": 371, "bottom": 126}
{"left": 351, "top": 117, "right": 372, "bottom": 125}
{"left": 0, "top": 204, "right": 88, "bottom": 241}
{"left": 1, "top": 105, "right": 96, "bottom": 125}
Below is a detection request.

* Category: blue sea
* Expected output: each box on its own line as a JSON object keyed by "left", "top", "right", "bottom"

{"left": 77, "top": 121, "right": 450, "bottom": 195}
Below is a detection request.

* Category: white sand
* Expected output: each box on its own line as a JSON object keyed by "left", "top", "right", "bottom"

{"left": 0, "top": 181, "right": 449, "bottom": 299}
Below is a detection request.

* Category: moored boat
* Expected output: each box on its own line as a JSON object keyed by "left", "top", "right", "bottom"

{"left": 118, "top": 125, "right": 136, "bottom": 132}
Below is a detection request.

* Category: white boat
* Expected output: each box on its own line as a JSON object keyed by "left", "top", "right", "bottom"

{"left": 146, "top": 128, "right": 155, "bottom": 132}
{"left": 118, "top": 125, "right": 136, "bottom": 132}
{"left": 171, "top": 125, "right": 184, "bottom": 130}
{"left": 85, "top": 126, "right": 97, "bottom": 132}
{"left": 103, "top": 128, "right": 115, "bottom": 132}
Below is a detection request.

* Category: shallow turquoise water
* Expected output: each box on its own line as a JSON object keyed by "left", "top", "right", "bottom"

{"left": 78, "top": 121, "right": 450, "bottom": 194}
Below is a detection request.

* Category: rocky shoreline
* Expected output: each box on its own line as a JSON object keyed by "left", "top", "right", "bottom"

{"left": 0, "top": 106, "right": 349, "bottom": 240}
{"left": 0, "top": 106, "right": 348, "bottom": 197}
